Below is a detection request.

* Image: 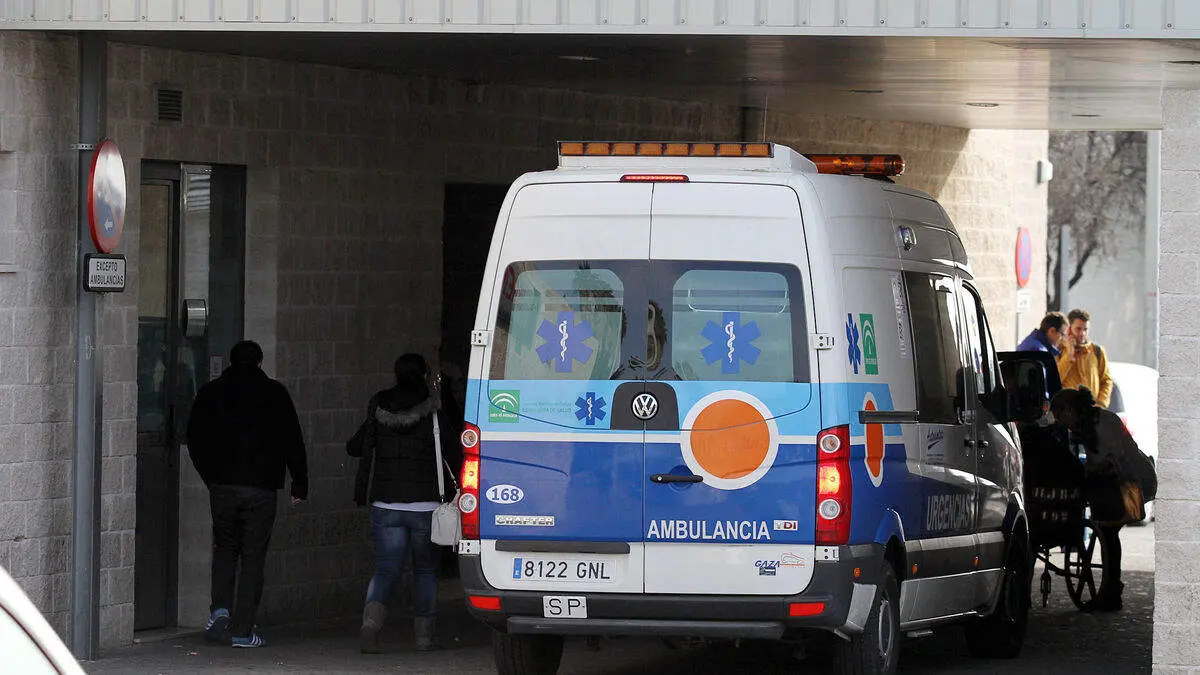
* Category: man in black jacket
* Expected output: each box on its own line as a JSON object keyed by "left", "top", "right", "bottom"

{"left": 187, "top": 340, "right": 308, "bottom": 648}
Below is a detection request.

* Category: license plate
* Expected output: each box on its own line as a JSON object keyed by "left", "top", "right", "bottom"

{"left": 511, "top": 557, "right": 615, "bottom": 582}
{"left": 543, "top": 596, "right": 587, "bottom": 618}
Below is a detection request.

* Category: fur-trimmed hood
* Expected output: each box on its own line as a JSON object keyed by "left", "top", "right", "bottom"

{"left": 374, "top": 396, "right": 438, "bottom": 428}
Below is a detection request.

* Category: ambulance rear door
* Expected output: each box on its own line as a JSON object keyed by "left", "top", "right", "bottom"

{"left": 475, "top": 181, "right": 651, "bottom": 595}
{"left": 642, "top": 181, "right": 818, "bottom": 595}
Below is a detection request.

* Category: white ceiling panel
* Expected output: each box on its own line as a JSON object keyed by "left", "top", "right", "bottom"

{"left": 7, "top": 0, "right": 1200, "bottom": 129}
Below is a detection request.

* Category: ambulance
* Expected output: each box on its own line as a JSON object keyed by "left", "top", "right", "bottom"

{"left": 455, "top": 142, "right": 1043, "bottom": 675}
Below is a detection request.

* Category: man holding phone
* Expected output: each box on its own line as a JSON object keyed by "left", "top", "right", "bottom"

{"left": 1056, "top": 308, "right": 1114, "bottom": 408}
{"left": 1018, "top": 311, "right": 1069, "bottom": 357}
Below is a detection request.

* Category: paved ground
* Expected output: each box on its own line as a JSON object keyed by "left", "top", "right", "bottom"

{"left": 87, "top": 524, "right": 1155, "bottom": 674}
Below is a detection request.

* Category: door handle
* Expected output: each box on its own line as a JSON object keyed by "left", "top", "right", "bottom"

{"left": 964, "top": 439, "right": 976, "bottom": 448}
{"left": 183, "top": 298, "right": 208, "bottom": 338}
{"left": 650, "top": 473, "right": 703, "bottom": 484}
{"left": 979, "top": 440, "right": 991, "bottom": 449}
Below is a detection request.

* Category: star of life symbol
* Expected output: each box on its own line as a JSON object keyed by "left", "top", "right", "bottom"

{"left": 575, "top": 392, "right": 607, "bottom": 426}
{"left": 701, "top": 312, "right": 761, "bottom": 374}
{"left": 535, "top": 311, "right": 594, "bottom": 373}
{"left": 846, "top": 314, "right": 863, "bottom": 375}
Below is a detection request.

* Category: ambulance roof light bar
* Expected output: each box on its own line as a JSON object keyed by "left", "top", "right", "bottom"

{"left": 557, "top": 142, "right": 904, "bottom": 178}
{"left": 559, "top": 141, "right": 773, "bottom": 159}
{"left": 804, "top": 154, "right": 906, "bottom": 177}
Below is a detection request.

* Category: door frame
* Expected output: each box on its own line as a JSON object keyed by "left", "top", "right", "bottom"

{"left": 134, "top": 160, "right": 248, "bottom": 630}
{"left": 135, "top": 162, "right": 186, "bottom": 630}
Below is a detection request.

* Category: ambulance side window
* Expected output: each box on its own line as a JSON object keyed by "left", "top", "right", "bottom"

{"left": 491, "top": 263, "right": 630, "bottom": 381}
{"left": 904, "top": 272, "right": 964, "bottom": 424}
{"left": 961, "top": 284, "right": 1004, "bottom": 413}
{"left": 959, "top": 286, "right": 987, "bottom": 396}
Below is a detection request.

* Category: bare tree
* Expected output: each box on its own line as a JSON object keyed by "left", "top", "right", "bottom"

{"left": 1047, "top": 131, "right": 1146, "bottom": 311}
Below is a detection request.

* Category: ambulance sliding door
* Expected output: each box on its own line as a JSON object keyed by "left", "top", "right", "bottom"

{"left": 958, "top": 281, "right": 1011, "bottom": 607}
{"left": 900, "top": 269, "right": 981, "bottom": 622}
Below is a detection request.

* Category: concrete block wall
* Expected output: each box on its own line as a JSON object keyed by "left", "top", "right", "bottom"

{"left": 0, "top": 31, "right": 85, "bottom": 641}
{"left": 1155, "top": 89, "right": 1200, "bottom": 673}
{"left": 3, "top": 31, "right": 1049, "bottom": 648}
{"left": 766, "top": 115, "right": 1049, "bottom": 348}
{"left": 104, "top": 43, "right": 744, "bottom": 631}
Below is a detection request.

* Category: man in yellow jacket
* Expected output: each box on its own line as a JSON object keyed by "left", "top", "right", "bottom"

{"left": 1056, "top": 308, "right": 1114, "bottom": 408}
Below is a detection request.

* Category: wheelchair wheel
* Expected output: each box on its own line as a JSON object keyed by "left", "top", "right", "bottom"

{"left": 1063, "top": 523, "right": 1110, "bottom": 610}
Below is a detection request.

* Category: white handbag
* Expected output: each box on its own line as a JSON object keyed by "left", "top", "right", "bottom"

{"left": 430, "top": 414, "right": 462, "bottom": 546}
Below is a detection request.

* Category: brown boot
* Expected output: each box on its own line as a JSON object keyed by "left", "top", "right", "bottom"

{"left": 359, "top": 602, "right": 386, "bottom": 654}
{"left": 414, "top": 616, "right": 440, "bottom": 651}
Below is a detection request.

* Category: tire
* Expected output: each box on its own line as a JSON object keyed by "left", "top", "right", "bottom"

{"left": 492, "top": 632, "right": 564, "bottom": 675}
{"left": 965, "top": 533, "right": 1031, "bottom": 658}
{"left": 1064, "top": 524, "right": 1111, "bottom": 611}
{"left": 833, "top": 563, "right": 900, "bottom": 675}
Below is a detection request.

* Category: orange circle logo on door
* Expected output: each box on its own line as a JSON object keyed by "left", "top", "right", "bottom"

{"left": 681, "top": 391, "right": 779, "bottom": 490}
{"left": 863, "top": 393, "right": 885, "bottom": 487}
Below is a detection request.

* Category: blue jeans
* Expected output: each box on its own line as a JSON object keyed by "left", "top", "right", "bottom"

{"left": 366, "top": 507, "right": 439, "bottom": 618}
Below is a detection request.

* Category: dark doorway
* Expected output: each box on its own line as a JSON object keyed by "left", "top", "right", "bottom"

{"left": 439, "top": 183, "right": 506, "bottom": 580}
{"left": 440, "top": 183, "right": 507, "bottom": 388}
{"left": 135, "top": 163, "right": 245, "bottom": 631}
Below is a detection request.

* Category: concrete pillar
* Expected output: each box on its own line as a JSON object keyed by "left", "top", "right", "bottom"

{"left": 1154, "top": 90, "right": 1200, "bottom": 672}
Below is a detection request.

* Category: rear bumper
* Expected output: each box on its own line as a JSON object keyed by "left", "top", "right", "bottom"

{"left": 459, "top": 543, "right": 884, "bottom": 638}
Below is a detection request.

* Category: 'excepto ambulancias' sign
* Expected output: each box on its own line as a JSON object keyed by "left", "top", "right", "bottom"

{"left": 84, "top": 254, "right": 126, "bottom": 293}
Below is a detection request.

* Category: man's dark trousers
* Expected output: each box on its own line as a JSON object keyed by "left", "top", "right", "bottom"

{"left": 210, "top": 484, "right": 278, "bottom": 637}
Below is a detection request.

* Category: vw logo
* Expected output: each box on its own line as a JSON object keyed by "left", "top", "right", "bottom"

{"left": 631, "top": 393, "right": 659, "bottom": 421}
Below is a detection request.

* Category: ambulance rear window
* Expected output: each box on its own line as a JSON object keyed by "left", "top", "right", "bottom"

{"left": 664, "top": 265, "right": 805, "bottom": 383}
{"left": 491, "top": 263, "right": 628, "bottom": 381}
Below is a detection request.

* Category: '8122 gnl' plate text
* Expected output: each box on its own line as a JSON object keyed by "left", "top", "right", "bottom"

{"left": 511, "top": 557, "right": 615, "bottom": 582}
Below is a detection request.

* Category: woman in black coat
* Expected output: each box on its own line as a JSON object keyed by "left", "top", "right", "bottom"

{"left": 1050, "top": 386, "right": 1157, "bottom": 612}
{"left": 348, "top": 353, "right": 458, "bottom": 653}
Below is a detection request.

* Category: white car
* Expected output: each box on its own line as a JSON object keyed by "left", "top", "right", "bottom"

{"left": 1106, "top": 361, "right": 1159, "bottom": 522}
{"left": 0, "top": 565, "right": 85, "bottom": 675}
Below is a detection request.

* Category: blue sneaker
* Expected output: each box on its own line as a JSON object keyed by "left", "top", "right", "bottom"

{"left": 204, "top": 609, "right": 230, "bottom": 644}
{"left": 231, "top": 632, "right": 266, "bottom": 648}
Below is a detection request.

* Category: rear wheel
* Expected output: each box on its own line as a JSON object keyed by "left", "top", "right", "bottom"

{"left": 965, "top": 533, "right": 1030, "bottom": 658}
{"left": 832, "top": 563, "right": 899, "bottom": 675}
{"left": 1064, "top": 524, "right": 1110, "bottom": 610}
{"left": 493, "top": 632, "right": 564, "bottom": 675}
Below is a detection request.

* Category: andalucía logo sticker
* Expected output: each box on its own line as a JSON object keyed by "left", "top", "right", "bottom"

{"left": 863, "top": 392, "right": 884, "bottom": 487}
{"left": 489, "top": 390, "right": 520, "bottom": 424}
{"left": 859, "top": 313, "right": 878, "bottom": 375}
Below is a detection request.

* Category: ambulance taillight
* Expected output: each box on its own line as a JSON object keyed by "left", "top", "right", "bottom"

{"left": 459, "top": 423, "right": 481, "bottom": 540}
{"left": 815, "top": 425, "right": 852, "bottom": 545}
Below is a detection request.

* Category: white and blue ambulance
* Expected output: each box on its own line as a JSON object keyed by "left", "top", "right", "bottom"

{"left": 454, "top": 142, "right": 1040, "bottom": 675}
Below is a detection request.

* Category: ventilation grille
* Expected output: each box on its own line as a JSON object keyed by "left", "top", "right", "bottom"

{"left": 156, "top": 89, "right": 183, "bottom": 122}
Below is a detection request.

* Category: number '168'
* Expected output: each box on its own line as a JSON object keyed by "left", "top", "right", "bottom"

{"left": 486, "top": 484, "right": 524, "bottom": 504}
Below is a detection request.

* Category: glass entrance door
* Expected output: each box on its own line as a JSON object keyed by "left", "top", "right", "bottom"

{"left": 135, "top": 163, "right": 245, "bottom": 631}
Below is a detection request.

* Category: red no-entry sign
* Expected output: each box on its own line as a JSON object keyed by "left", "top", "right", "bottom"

{"left": 1015, "top": 227, "right": 1032, "bottom": 288}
